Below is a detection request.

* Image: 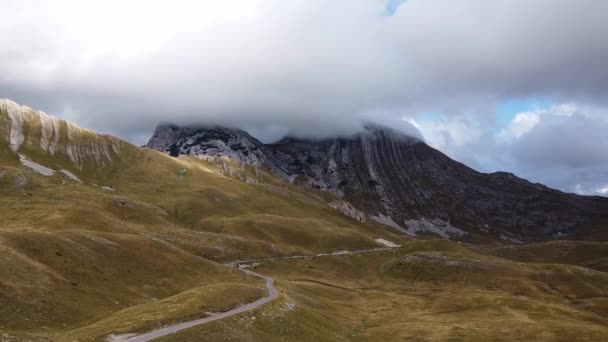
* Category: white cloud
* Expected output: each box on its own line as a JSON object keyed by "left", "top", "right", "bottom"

{"left": 575, "top": 183, "right": 608, "bottom": 196}
{"left": 596, "top": 186, "right": 608, "bottom": 195}
{"left": 493, "top": 104, "right": 608, "bottom": 194}
{"left": 551, "top": 103, "right": 579, "bottom": 117}
{"left": 401, "top": 114, "right": 487, "bottom": 170}
{"left": 496, "top": 111, "right": 540, "bottom": 143}
{"left": 404, "top": 115, "right": 483, "bottom": 149}
{"left": 409, "top": 102, "right": 608, "bottom": 195}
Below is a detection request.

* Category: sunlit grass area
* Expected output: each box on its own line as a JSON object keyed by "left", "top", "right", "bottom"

{"left": 162, "top": 240, "right": 608, "bottom": 341}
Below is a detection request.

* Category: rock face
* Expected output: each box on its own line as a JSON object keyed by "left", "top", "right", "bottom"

{"left": 0, "top": 99, "right": 125, "bottom": 170}
{"left": 146, "top": 124, "right": 273, "bottom": 168}
{"left": 146, "top": 123, "right": 608, "bottom": 241}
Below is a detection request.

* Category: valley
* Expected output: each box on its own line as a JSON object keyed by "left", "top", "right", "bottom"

{"left": 155, "top": 240, "right": 608, "bottom": 341}
{"left": 0, "top": 99, "right": 607, "bottom": 341}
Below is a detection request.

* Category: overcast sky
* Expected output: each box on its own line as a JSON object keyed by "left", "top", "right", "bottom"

{"left": 1, "top": 0, "right": 607, "bottom": 196}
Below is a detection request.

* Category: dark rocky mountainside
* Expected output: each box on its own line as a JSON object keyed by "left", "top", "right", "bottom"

{"left": 147, "top": 123, "right": 274, "bottom": 168}
{"left": 147, "top": 123, "right": 608, "bottom": 242}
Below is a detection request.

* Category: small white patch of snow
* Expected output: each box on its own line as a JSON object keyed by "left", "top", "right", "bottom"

{"left": 18, "top": 154, "right": 55, "bottom": 176}
{"left": 17, "top": 154, "right": 83, "bottom": 184}
{"left": 60, "top": 169, "right": 82, "bottom": 183}
{"left": 374, "top": 238, "right": 400, "bottom": 248}
{"left": 102, "top": 186, "right": 116, "bottom": 191}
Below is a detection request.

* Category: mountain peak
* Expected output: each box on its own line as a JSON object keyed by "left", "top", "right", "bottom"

{"left": 146, "top": 120, "right": 608, "bottom": 241}
{"left": 359, "top": 122, "right": 423, "bottom": 144}
{"left": 271, "top": 122, "right": 422, "bottom": 146}
{"left": 146, "top": 123, "right": 269, "bottom": 166}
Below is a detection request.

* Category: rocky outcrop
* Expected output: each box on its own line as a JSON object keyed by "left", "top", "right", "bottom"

{"left": 328, "top": 200, "right": 367, "bottom": 223}
{"left": 0, "top": 98, "right": 126, "bottom": 171}
{"left": 2, "top": 98, "right": 61, "bottom": 153}
{"left": 146, "top": 124, "right": 274, "bottom": 168}
{"left": 147, "top": 123, "right": 608, "bottom": 241}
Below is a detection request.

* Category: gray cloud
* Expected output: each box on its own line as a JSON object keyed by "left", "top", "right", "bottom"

{"left": 512, "top": 115, "right": 608, "bottom": 169}
{"left": 417, "top": 104, "right": 608, "bottom": 196}
{"left": 507, "top": 106, "right": 608, "bottom": 195}
{"left": 1, "top": 0, "right": 607, "bottom": 194}
{"left": 389, "top": 1, "right": 608, "bottom": 106}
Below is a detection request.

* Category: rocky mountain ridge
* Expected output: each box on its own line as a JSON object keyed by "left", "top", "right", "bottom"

{"left": 147, "top": 124, "right": 268, "bottom": 165}
{"left": 4, "top": 97, "right": 603, "bottom": 243}
{"left": 147, "top": 123, "right": 608, "bottom": 242}
{"left": 0, "top": 98, "right": 127, "bottom": 172}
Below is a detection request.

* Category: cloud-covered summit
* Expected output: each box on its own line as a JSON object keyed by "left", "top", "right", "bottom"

{"left": 1, "top": 0, "right": 607, "bottom": 194}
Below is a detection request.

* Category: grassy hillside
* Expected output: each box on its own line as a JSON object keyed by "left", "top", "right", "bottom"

{"left": 473, "top": 240, "right": 608, "bottom": 272}
{"left": 1, "top": 99, "right": 607, "bottom": 341}
{"left": 161, "top": 240, "right": 608, "bottom": 341}
{"left": 0, "top": 99, "right": 405, "bottom": 341}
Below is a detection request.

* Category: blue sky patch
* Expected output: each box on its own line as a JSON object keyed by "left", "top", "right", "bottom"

{"left": 383, "top": 0, "right": 406, "bottom": 16}
{"left": 496, "top": 97, "right": 553, "bottom": 126}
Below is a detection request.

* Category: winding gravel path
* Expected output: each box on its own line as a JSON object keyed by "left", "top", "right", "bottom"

{"left": 120, "top": 270, "right": 277, "bottom": 342}
{"left": 115, "top": 244, "right": 398, "bottom": 342}
{"left": 226, "top": 246, "right": 395, "bottom": 267}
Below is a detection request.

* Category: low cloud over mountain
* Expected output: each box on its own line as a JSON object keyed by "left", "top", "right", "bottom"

{"left": 1, "top": 0, "right": 607, "bottom": 194}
